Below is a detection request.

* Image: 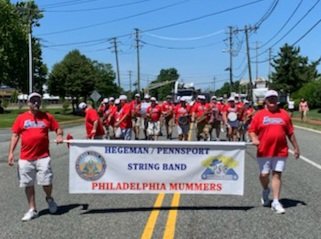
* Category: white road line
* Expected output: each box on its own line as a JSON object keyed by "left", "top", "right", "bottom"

{"left": 294, "top": 125, "right": 321, "bottom": 134}
{"left": 289, "top": 149, "right": 321, "bottom": 170}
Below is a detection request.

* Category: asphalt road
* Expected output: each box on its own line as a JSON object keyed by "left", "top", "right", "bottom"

{"left": 0, "top": 125, "right": 321, "bottom": 239}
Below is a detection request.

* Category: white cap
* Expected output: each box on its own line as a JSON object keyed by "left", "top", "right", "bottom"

{"left": 219, "top": 97, "right": 224, "bottom": 101}
{"left": 265, "top": 90, "right": 278, "bottom": 99}
{"left": 180, "top": 97, "right": 186, "bottom": 102}
{"left": 211, "top": 96, "right": 217, "bottom": 100}
{"left": 115, "top": 99, "right": 120, "bottom": 104}
{"left": 79, "top": 102, "right": 87, "bottom": 109}
{"left": 197, "top": 95, "right": 206, "bottom": 100}
{"left": 102, "top": 98, "right": 109, "bottom": 103}
{"left": 150, "top": 97, "right": 156, "bottom": 101}
{"left": 144, "top": 94, "right": 150, "bottom": 99}
{"left": 28, "top": 92, "right": 41, "bottom": 101}
{"left": 227, "top": 97, "right": 235, "bottom": 102}
{"left": 135, "top": 93, "right": 140, "bottom": 97}
{"left": 109, "top": 97, "right": 114, "bottom": 101}
{"left": 244, "top": 100, "right": 249, "bottom": 104}
{"left": 119, "top": 95, "right": 127, "bottom": 100}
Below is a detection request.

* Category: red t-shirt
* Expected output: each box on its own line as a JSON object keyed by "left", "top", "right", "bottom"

{"left": 161, "top": 101, "right": 174, "bottom": 117}
{"left": 174, "top": 104, "right": 191, "bottom": 124}
{"left": 248, "top": 108, "right": 294, "bottom": 158}
{"left": 147, "top": 104, "right": 162, "bottom": 122}
{"left": 85, "top": 108, "right": 105, "bottom": 138}
{"left": 118, "top": 103, "right": 132, "bottom": 129}
{"left": 12, "top": 111, "right": 60, "bottom": 160}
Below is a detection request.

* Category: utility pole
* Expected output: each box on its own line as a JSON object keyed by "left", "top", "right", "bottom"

{"left": 268, "top": 48, "right": 272, "bottom": 80}
{"left": 244, "top": 25, "right": 255, "bottom": 100}
{"left": 228, "top": 26, "right": 234, "bottom": 86}
{"left": 134, "top": 28, "right": 141, "bottom": 93}
{"left": 256, "top": 41, "right": 259, "bottom": 81}
{"left": 128, "top": 70, "right": 132, "bottom": 92}
{"left": 28, "top": 20, "right": 32, "bottom": 94}
{"left": 110, "top": 37, "right": 121, "bottom": 87}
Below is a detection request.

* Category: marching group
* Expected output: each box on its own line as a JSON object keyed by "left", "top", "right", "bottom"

{"left": 78, "top": 93, "right": 256, "bottom": 142}
{"left": 8, "top": 89, "right": 300, "bottom": 222}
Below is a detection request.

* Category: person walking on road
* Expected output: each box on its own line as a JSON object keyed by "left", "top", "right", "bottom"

{"left": 8, "top": 92, "right": 64, "bottom": 221}
{"left": 79, "top": 102, "right": 105, "bottom": 139}
{"left": 299, "top": 98, "right": 309, "bottom": 121}
{"left": 249, "top": 90, "right": 300, "bottom": 214}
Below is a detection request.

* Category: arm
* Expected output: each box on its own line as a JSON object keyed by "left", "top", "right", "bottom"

{"left": 55, "top": 128, "right": 64, "bottom": 144}
{"left": 288, "top": 133, "right": 300, "bottom": 159}
{"left": 8, "top": 133, "right": 20, "bottom": 166}
{"left": 90, "top": 120, "right": 99, "bottom": 138}
{"left": 249, "top": 132, "right": 260, "bottom": 146}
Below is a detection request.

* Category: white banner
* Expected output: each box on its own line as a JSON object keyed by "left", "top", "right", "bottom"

{"left": 69, "top": 140, "right": 245, "bottom": 195}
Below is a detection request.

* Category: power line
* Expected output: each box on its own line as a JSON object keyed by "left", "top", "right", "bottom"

{"left": 43, "top": 0, "right": 151, "bottom": 13}
{"left": 141, "top": 40, "right": 222, "bottom": 50}
{"left": 291, "top": 17, "right": 321, "bottom": 46}
{"left": 42, "top": 0, "right": 102, "bottom": 9}
{"left": 254, "top": 0, "right": 279, "bottom": 28}
{"left": 144, "top": 30, "right": 224, "bottom": 41}
{"left": 38, "top": 0, "right": 189, "bottom": 36}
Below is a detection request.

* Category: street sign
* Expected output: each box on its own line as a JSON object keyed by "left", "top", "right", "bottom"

{"left": 90, "top": 90, "right": 101, "bottom": 102}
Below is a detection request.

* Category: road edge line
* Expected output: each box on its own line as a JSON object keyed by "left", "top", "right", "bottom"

{"left": 289, "top": 149, "right": 321, "bottom": 170}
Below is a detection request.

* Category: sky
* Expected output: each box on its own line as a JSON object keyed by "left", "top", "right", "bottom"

{"left": 12, "top": 0, "right": 321, "bottom": 92}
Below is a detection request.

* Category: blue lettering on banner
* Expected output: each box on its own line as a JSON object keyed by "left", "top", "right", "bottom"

{"left": 127, "top": 163, "right": 187, "bottom": 171}
{"left": 105, "top": 146, "right": 210, "bottom": 155}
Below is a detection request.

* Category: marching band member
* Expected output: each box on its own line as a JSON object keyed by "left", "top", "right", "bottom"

{"left": 208, "top": 96, "right": 222, "bottom": 141}
{"left": 115, "top": 95, "right": 132, "bottom": 140}
{"left": 191, "top": 95, "right": 211, "bottom": 141}
{"left": 140, "top": 94, "right": 151, "bottom": 140}
{"left": 146, "top": 97, "right": 162, "bottom": 140}
{"left": 222, "top": 97, "right": 241, "bottom": 141}
{"left": 174, "top": 97, "right": 191, "bottom": 141}
{"left": 130, "top": 93, "right": 142, "bottom": 140}
{"left": 161, "top": 95, "right": 174, "bottom": 140}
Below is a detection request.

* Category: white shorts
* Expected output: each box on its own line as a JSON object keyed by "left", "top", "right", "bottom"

{"left": 147, "top": 121, "right": 160, "bottom": 136}
{"left": 18, "top": 157, "right": 53, "bottom": 187}
{"left": 257, "top": 157, "right": 287, "bottom": 174}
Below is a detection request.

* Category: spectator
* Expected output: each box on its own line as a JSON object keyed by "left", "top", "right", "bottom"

{"left": 8, "top": 92, "right": 64, "bottom": 221}
{"left": 287, "top": 98, "right": 295, "bottom": 117}
{"left": 299, "top": 98, "right": 309, "bottom": 121}
{"left": 249, "top": 90, "right": 300, "bottom": 214}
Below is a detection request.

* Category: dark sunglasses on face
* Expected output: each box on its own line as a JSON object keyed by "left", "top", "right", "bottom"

{"left": 30, "top": 97, "right": 41, "bottom": 105}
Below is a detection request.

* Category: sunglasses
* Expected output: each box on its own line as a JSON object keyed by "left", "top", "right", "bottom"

{"left": 30, "top": 97, "right": 41, "bottom": 105}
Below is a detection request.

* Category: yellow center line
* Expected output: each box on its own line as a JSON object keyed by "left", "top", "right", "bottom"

{"left": 141, "top": 193, "right": 165, "bottom": 239}
{"left": 163, "top": 193, "right": 181, "bottom": 239}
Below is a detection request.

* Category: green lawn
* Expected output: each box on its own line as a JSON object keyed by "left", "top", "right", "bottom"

{"left": 0, "top": 108, "right": 83, "bottom": 129}
{"left": 292, "top": 109, "right": 321, "bottom": 121}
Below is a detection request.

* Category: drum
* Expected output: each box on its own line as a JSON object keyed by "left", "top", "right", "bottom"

{"left": 227, "top": 112, "right": 237, "bottom": 122}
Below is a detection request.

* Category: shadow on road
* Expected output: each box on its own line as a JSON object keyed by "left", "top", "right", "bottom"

{"left": 81, "top": 205, "right": 255, "bottom": 215}
{"left": 280, "top": 198, "right": 307, "bottom": 208}
{"left": 39, "top": 203, "right": 89, "bottom": 216}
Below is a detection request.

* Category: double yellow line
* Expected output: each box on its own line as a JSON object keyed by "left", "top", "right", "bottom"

{"left": 141, "top": 193, "right": 181, "bottom": 239}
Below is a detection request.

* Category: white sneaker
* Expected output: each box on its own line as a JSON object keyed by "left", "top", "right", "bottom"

{"left": 46, "top": 197, "right": 58, "bottom": 214}
{"left": 22, "top": 208, "right": 38, "bottom": 221}
{"left": 261, "top": 188, "right": 270, "bottom": 206}
{"left": 271, "top": 202, "right": 286, "bottom": 214}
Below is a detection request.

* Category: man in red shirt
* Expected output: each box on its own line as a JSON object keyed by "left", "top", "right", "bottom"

{"left": 146, "top": 97, "right": 162, "bottom": 140}
{"left": 174, "top": 97, "right": 191, "bottom": 141}
{"left": 8, "top": 92, "right": 64, "bottom": 221}
{"left": 249, "top": 90, "right": 300, "bottom": 214}
{"left": 192, "top": 95, "right": 211, "bottom": 141}
{"left": 115, "top": 95, "right": 132, "bottom": 140}
{"left": 161, "top": 95, "right": 174, "bottom": 140}
{"left": 130, "top": 93, "right": 142, "bottom": 140}
{"left": 79, "top": 102, "right": 105, "bottom": 139}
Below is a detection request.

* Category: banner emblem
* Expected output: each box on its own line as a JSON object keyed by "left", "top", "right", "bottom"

{"left": 76, "top": 151, "right": 106, "bottom": 181}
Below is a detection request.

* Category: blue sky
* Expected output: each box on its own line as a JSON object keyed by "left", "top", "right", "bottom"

{"left": 13, "top": 0, "right": 321, "bottom": 91}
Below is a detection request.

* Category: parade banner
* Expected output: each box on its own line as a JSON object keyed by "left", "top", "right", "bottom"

{"left": 69, "top": 140, "right": 245, "bottom": 195}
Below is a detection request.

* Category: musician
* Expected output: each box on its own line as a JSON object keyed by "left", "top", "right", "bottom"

{"left": 222, "top": 97, "right": 242, "bottom": 141}
{"left": 161, "top": 95, "right": 174, "bottom": 139}
{"left": 191, "top": 95, "right": 211, "bottom": 141}
{"left": 140, "top": 94, "right": 151, "bottom": 140}
{"left": 241, "top": 100, "right": 255, "bottom": 142}
{"left": 209, "top": 96, "right": 223, "bottom": 141}
{"left": 130, "top": 93, "right": 142, "bottom": 140}
{"left": 146, "top": 97, "right": 162, "bottom": 140}
{"left": 174, "top": 97, "right": 191, "bottom": 141}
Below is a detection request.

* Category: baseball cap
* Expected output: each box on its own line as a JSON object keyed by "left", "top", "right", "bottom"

{"left": 198, "top": 95, "right": 206, "bottom": 100}
{"left": 135, "top": 93, "right": 140, "bottom": 97}
{"left": 180, "top": 97, "right": 186, "bottom": 102}
{"left": 264, "top": 90, "right": 278, "bottom": 99}
{"left": 109, "top": 97, "right": 114, "bottom": 101}
{"left": 219, "top": 97, "right": 224, "bottom": 101}
{"left": 115, "top": 99, "right": 120, "bottom": 104}
{"left": 150, "top": 97, "right": 156, "bottom": 101}
{"left": 144, "top": 94, "right": 150, "bottom": 99}
{"left": 119, "top": 95, "right": 127, "bottom": 100}
{"left": 79, "top": 102, "right": 87, "bottom": 109}
{"left": 227, "top": 97, "right": 235, "bottom": 102}
{"left": 28, "top": 92, "right": 41, "bottom": 101}
{"left": 211, "top": 96, "right": 217, "bottom": 100}
{"left": 244, "top": 100, "right": 250, "bottom": 104}
{"left": 102, "top": 98, "right": 109, "bottom": 103}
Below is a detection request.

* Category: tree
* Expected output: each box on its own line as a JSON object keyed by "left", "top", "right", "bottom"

{"left": 294, "top": 79, "right": 321, "bottom": 109}
{"left": 0, "top": 1, "right": 46, "bottom": 93}
{"left": 148, "top": 68, "right": 179, "bottom": 100}
{"left": 270, "top": 44, "right": 320, "bottom": 95}
{"left": 92, "top": 61, "right": 121, "bottom": 98}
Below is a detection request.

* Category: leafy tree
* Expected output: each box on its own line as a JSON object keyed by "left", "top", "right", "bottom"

{"left": 293, "top": 79, "right": 321, "bottom": 109}
{"left": 148, "top": 68, "right": 179, "bottom": 100}
{"left": 92, "top": 61, "right": 120, "bottom": 98}
{"left": 270, "top": 44, "right": 320, "bottom": 95}
{"left": 0, "top": 1, "right": 46, "bottom": 93}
